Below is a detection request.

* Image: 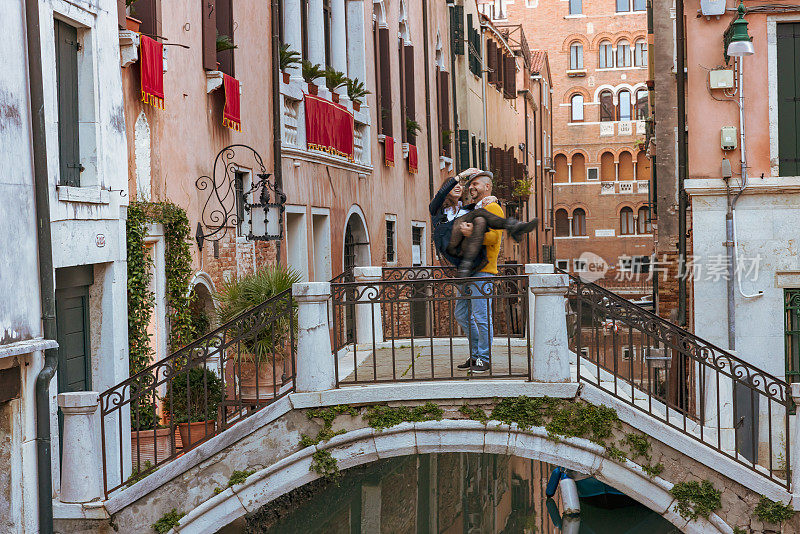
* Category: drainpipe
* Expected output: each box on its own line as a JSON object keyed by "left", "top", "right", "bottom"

{"left": 25, "top": 0, "right": 58, "bottom": 532}
{"left": 272, "top": 0, "right": 283, "bottom": 264}
{"left": 480, "top": 28, "right": 488, "bottom": 168}
{"left": 422, "top": 0, "right": 435, "bottom": 199}
{"left": 675, "top": 0, "right": 688, "bottom": 326}
{"left": 520, "top": 88, "right": 532, "bottom": 263}
{"left": 448, "top": 5, "right": 459, "bottom": 172}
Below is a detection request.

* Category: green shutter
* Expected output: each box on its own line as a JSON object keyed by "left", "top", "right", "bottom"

{"left": 56, "top": 287, "right": 91, "bottom": 392}
{"left": 458, "top": 129, "right": 470, "bottom": 172}
{"left": 777, "top": 23, "right": 800, "bottom": 177}
{"left": 55, "top": 20, "right": 80, "bottom": 187}
{"left": 479, "top": 141, "right": 486, "bottom": 169}
{"left": 451, "top": 6, "right": 464, "bottom": 56}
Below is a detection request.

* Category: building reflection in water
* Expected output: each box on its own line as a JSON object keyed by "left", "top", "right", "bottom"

{"left": 226, "top": 453, "right": 680, "bottom": 533}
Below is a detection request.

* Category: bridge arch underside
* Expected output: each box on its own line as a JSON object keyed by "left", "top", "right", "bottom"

{"left": 177, "top": 421, "right": 733, "bottom": 534}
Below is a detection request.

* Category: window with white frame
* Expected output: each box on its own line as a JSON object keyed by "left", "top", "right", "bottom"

{"left": 616, "top": 40, "right": 632, "bottom": 67}
{"left": 587, "top": 167, "right": 599, "bottom": 181}
{"left": 617, "top": 0, "right": 646, "bottom": 11}
{"left": 556, "top": 259, "right": 569, "bottom": 270}
{"left": 570, "top": 94, "right": 584, "bottom": 122}
{"left": 618, "top": 90, "right": 632, "bottom": 121}
{"left": 634, "top": 40, "right": 647, "bottom": 67}
{"left": 385, "top": 216, "right": 397, "bottom": 263}
{"left": 569, "top": 43, "right": 584, "bottom": 70}
{"left": 569, "top": 0, "right": 582, "bottom": 15}
{"left": 599, "top": 41, "right": 614, "bottom": 69}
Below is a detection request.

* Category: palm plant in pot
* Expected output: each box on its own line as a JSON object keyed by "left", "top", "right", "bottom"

{"left": 324, "top": 68, "right": 348, "bottom": 103}
{"left": 215, "top": 265, "right": 301, "bottom": 403}
{"left": 302, "top": 60, "right": 324, "bottom": 95}
{"left": 279, "top": 44, "right": 301, "bottom": 84}
{"left": 167, "top": 367, "right": 223, "bottom": 450}
{"left": 346, "top": 78, "right": 370, "bottom": 111}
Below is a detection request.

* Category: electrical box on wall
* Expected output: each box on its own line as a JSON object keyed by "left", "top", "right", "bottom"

{"left": 709, "top": 69, "right": 734, "bottom": 89}
{"left": 721, "top": 127, "right": 737, "bottom": 150}
{"left": 700, "top": 0, "right": 726, "bottom": 16}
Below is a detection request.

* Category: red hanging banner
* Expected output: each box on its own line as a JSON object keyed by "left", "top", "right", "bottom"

{"left": 223, "top": 74, "right": 241, "bottom": 132}
{"left": 140, "top": 35, "right": 164, "bottom": 109}
{"left": 383, "top": 136, "right": 395, "bottom": 167}
{"left": 407, "top": 144, "right": 418, "bottom": 174}
{"left": 304, "top": 94, "right": 354, "bottom": 161}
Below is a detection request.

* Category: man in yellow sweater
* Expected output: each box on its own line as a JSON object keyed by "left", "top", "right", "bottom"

{"left": 453, "top": 173, "right": 502, "bottom": 373}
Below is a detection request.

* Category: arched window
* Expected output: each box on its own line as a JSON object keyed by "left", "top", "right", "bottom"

{"left": 637, "top": 207, "right": 652, "bottom": 234}
{"left": 572, "top": 153, "right": 586, "bottom": 182}
{"left": 636, "top": 150, "right": 650, "bottom": 180}
{"left": 572, "top": 208, "right": 586, "bottom": 236}
{"left": 634, "top": 39, "right": 647, "bottom": 67}
{"left": 570, "top": 42, "right": 584, "bottom": 70}
{"left": 554, "top": 153, "right": 569, "bottom": 183}
{"left": 601, "top": 151, "right": 615, "bottom": 181}
{"left": 616, "top": 40, "right": 631, "bottom": 68}
{"left": 619, "top": 151, "right": 634, "bottom": 180}
{"left": 635, "top": 89, "right": 648, "bottom": 120}
{"left": 555, "top": 209, "right": 570, "bottom": 237}
{"left": 571, "top": 94, "right": 584, "bottom": 122}
{"left": 620, "top": 207, "right": 634, "bottom": 235}
{"left": 599, "top": 41, "right": 614, "bottom": 69}
{"left": 618, "top": 90, "right": 632, "bottom": 121}
{"left": 599, "top": 90, "right": 615, "bottom": 122}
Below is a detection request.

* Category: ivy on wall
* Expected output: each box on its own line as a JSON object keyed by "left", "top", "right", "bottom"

{"left": 126, "top": 201, "right": 196, "bottom": 377}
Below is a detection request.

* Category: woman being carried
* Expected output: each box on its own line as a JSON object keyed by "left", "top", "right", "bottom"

{"left": 430, "top": 169, "right": 537, "bottom": 277}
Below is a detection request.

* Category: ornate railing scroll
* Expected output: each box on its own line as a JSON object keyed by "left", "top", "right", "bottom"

{"left": 331, "top": 269, "right": 530, "bottom": 385}
{"left": 563, "top": 270, "right": 791, "bottom": 490}
{"left": 98, "top": 290, "right": 296, "bottom": 498}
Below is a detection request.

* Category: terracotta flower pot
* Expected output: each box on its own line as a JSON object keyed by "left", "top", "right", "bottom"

{"left": 126, "top": 16, "right": 141, "bottom": 33}
{"left": 307, "top": 82, "right": 318, "bottom": 96}
{"left": 178, "top": 421, "right": 216, "bottom": 451}
{"left": 353, "top": 101, "right": 361, "bottom": 112}
{"left": 131, "top": 428, "right": 175, "bottom": 468}
{"left": 331, "top": 92, "right": 340, "bottom": 103}
{"left": 282, "top": 71, "right": 290, "bottom": 84}
{"left": 237, "top": 360, "right": 282, "bottom": 403}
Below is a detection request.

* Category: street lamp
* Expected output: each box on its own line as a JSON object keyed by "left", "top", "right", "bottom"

{"left": 725, "top": 2, "right": 754, "bottom": 60}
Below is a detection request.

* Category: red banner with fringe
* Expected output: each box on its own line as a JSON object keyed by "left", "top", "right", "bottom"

{"left": 304, "top": 94, "right": 354, "bottom": 161}
{"left": 140, "top": 35, "right": 164, "bottom": 109}
{"left": 407, "top": 144, "right": 418, "bottom": 174}
{"left": 383, "top": 136, "right": 395, "bottom": 167}
{"left": 223, "top": 74, "right": 241, "bottom": 132}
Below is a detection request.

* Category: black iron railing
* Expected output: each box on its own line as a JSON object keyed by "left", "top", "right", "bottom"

{"left": 565, "top": 272, "right": 792, "bottom": 490}
{"left": 331, "top": 266, "right": 530, "bottom": 385}
{"left": 99, "top": 289, "right": 295, "bottom": 498}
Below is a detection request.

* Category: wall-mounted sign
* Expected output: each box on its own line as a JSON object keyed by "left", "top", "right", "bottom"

{"left": 96, "top": 234, "right": 106, "bottom": 247}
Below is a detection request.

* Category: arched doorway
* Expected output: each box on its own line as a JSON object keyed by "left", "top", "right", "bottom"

{"left": 343, "top": 209, "right": 371, "bottom": 343}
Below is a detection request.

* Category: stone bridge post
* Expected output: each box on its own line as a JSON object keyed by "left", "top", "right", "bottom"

{"left": 353, "top": 266, "right": 384, "bottom": 346}
{"left": 57, "top": 391, "right": 102, "bottom": 503}
{"left": 294, "top": 282, "right": 336, "bottom": 392}
{"left": 527, "top": 268, "right": 572, "bottom": 383}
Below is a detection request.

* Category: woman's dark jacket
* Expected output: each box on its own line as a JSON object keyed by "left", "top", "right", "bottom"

{"left": 429, "top": 177, "right": 486, "bottom": 269}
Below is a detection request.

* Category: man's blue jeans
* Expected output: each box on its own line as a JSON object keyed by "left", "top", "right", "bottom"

{"left": 454, "top": 272, "right": 494, "bottom": 364}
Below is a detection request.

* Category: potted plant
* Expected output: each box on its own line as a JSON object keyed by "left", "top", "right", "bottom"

{"left": 441, "top": 129, "right": 452, "bottom": 153}
{"left": 302, "top": 60, "right": 324, "bottom": 95}
{"left": 279, "top": 44, "right": 301, "bottom": 84}
{"left": 125, "top": 0, "right": 142, "bottom": 32}
{"left": 346, "top": 78, "right": 370, "bottom": 111}
{"left": 215, "top": 265, "right": 301, "bottom": 403}
{"left": 129, "top": 399, "right": 175, "bottom": 469}
{"left": 513, "top": 176, "right": 534, "bottom": 199}
{"left": 324, "top": 68, "right": 348, "bottom": 103}
{"left": 168, "top": 367, "right": 223, "bottom": 450}
{"left": 406, "top": 118, "right": 422, "bottom": 144}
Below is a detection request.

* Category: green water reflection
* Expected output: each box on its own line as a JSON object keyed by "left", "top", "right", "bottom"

{"left": 227, "top": 454, "right": 681, "bottom": 533}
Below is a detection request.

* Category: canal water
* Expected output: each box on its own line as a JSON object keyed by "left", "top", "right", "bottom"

{"left": 221, "top": 453, "right": 681, "bottom": 533}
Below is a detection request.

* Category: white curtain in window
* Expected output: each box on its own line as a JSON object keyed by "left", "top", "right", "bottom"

{"left": 617, "top": 41, "right": 631, "bottom": 67}
{"left": 571, "top": 94, "right": 584, "bottom": 121}
{"left": 634, "top": 40, "right": 647, "bottom": 66}
{"left": 599, "top": 41, "right": 614, "bottom": 68}
{"left": 618, "top": 90, "right": 632, "bottom": 121}
{"left": 570, "top": 43, "right": 584, "bottom": 69}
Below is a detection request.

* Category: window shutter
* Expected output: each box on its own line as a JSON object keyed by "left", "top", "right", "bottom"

{"left": 479, "top": 141, "right": 486, "bottom": 169}
{"left": 202, "top": 0, "right": 217, "bottom": 71}
{"left": 471, "top": 136, "right": 477, "bottom": 168}
{"left": 487, "top": 41, "right": 497, "bottom": 85}
{"left": 496, "top": 48, "right": 504, "bottom": 88}
{"left": 216, "top": 0, "right": 234, "bottom": 76}
{"left": 438, "top": 71, "right": 450, "bottom": 156}
{"left": 404, "top": 45, "right": 416, "bottom": 143}
{"left": 117, "top": 0, "right": 127, "bottom": 29}
{"left": 466, "top": 14, "right": 474, "bottom": 74}
{"left": 132, "top": 0, "right": 161, "bottom": 38}
{"left": 777, "top": 23, "right": 800, "bottom": 176}
{"left": 379, "top": 28, "right": 393, "bottom": 135}
{"left": 504, "top": 55, "right": 517, "bottom": 99}
{"left": 55, "top": 20, "right": 80, "bottom": 187}
{"left": 451, "top": 6, "right": 464, "bottom": 56}
{"left": 458, "top": 129, "right": 470, "bottom": 172}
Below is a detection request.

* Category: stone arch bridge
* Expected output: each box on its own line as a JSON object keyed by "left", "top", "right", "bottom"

{"left": 54, "top": 265, "right": 800, "bottom": 533}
